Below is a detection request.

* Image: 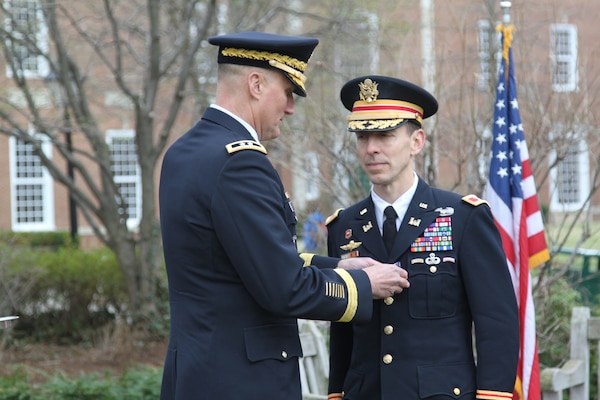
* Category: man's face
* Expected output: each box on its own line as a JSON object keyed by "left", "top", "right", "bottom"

{"left": 254, "top": 70, "right": 295, "bottom": 141}
{"left": 355, "top": 124, "right": 423, "bottom": 189}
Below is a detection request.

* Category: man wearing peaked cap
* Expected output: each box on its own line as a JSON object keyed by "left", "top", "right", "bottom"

{"left": 208, "top": 31, "right": 318, "bottom": 97}
{"left": 327, "top": 75, "right": 519, "bottom": 400}
{"left": 340, "top": 75, "right": 438, "bottom": 131}
{"left": 158, "top": 35, "right": 409, "bottom": 400}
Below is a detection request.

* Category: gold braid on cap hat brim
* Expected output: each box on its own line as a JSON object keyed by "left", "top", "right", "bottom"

{"left": 346, "top": 98, "right": 424, "bottom": 130}
{"left": 221, "top": 47, "right": 307, "bottom": 83}
{"left": 348, "top": 118, "right": 406, "bottom": 131}
{"left": 347, "top": 110, "right": 423, "bottom": 130}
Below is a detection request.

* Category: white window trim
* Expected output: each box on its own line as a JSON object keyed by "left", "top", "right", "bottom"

{"left": 106, "top": 129, "right": 141, "bottom": 229}
{"left": 4, "top": 0, "right": 49, "bottom": 79}
{"left": 9, "top": 133, "right": 55, "bottom": 231}
{"left": 333, "top": 10, "right": 379, "bottom": 77}
{"left": 304, "top": 152, "right": 320, "bottom": 202}
{"left": 477, "top": 19, "right": 502, "bottom": 90}
{"left": 477, "top": 19, "right": 492, "bottom": 89}
{"left": 549, "top": 131, "right": 589, "bottom": 212}
{"left": 550, "top": 24, "right": 578, "bottom": 93}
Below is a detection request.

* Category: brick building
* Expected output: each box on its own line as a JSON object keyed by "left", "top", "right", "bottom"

{"left": 0, "top": 0, "right": 598, "bottom": 247}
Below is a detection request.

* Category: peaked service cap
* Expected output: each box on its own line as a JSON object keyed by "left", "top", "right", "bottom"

{"left": 340, "top": 75, "right": 438, "bottom": 131}
{"left": 208, "top": 31, "right": 319, "bottom": 97}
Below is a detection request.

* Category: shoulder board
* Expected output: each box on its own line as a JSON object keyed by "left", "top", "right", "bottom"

{"left": 325, "top": 208, "right": 344, "bottom": 226}
{"left": 225, "top": 140, "right": 267, "bottom": 155}
{"left": 462, "top": 194, "right": 490, "bottom": 207}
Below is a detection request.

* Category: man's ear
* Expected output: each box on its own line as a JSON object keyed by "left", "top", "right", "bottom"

{"left": 410, "top": 128, "right": 426, "bottom": 155}
{"left": 248, "top": 71, "right": 263, "bottom": 99}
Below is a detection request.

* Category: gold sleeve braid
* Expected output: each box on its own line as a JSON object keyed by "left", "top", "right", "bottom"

{"left": 298, "top": 254, "right": 359, "bottom": 321}
{"left": 333, "top": 269, "right": 359, "bottom": 322}
{"left": 299, "top": 253, "right": 314, "bottom": 267}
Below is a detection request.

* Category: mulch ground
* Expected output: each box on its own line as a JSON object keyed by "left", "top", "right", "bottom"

{"left": 0, "top": 339, "right": 167, "bottom": 383}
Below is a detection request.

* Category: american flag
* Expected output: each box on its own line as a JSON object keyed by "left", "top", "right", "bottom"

{"left": 484, "top": 24, "right": 550, "bottom": 400}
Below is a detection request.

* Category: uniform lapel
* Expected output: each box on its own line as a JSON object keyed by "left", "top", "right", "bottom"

{"left": 339, "top": 198, "right": 388, "bottom": 260}
{"left": 389, "top": 179, "right": 439, "bottom": 260}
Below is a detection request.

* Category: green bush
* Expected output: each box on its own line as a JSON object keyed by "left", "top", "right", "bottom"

{"left": 0, "top": 231, "right": 71, "bottom": 248}
{"left": 0, "top": 366, "right": 162, "bottom": 400}
{"left": 117, "top": 367, "right": 163, "bottom": 399}
{"left": 41, "top": 372, "right": 119, "bottom": 399}
{"left": 535, "top": 277, "right": 582, "bottom": 369}
{"left": 0, "top": 366, "right": 37, "bottom": 399}
{"left": 3, "top": 245, "right": 128, "bottom": 344}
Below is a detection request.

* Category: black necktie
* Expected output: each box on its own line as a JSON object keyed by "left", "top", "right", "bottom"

{"left": 383, "top": 206, "right": 398, "bottom": 253}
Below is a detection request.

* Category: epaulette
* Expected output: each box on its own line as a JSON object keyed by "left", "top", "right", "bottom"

{"left": 225, "top": 140, "right": 267, "bottom": 155}
{"left": 462, "top": 194, "right": 490, "bottom": 207}
{"left": 325, "top": 208, "right": 344, "bottom": 226}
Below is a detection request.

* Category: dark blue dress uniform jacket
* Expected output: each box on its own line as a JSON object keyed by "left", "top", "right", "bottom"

{"left": 327, "top": 178, "right": 519, "bottom": 400}
{"left": 158, "top": 107, "right": 374, "bottom": 400}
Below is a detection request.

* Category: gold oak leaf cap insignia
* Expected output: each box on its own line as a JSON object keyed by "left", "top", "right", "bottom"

{"left": 208, "top": 31, "right": 318, "bottom": 97}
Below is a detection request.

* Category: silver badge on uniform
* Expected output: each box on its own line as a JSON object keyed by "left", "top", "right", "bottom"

{"left": 435, "top": 207, "right": 454, "bottom": 216}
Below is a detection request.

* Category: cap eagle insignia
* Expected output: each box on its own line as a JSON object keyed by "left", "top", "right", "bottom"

{"left": 359, "top": 78, "right": 379, "bottom": 102}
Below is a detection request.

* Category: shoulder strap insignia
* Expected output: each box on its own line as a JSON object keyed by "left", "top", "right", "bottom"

{"left": 225, "top": 140, "right": 267, "bottom": 155}
{"left": 326, "top": 208, "right": 344, "bottom": 226}
{"left": 462, "top": 194, "right": 490, "bottom": 207}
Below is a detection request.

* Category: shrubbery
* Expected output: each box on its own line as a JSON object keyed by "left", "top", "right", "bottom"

{"left": 1, "top": 231, "right": 598, "bottom": 397}
{"left": 0, "top": 233, "right": 128, "bottom": 344}
{"left": 535, "top": 276, "right": 582, "bottom": 369}
{"left": 0, "top": 366, "right": 162, "bottom": 399}
{"left": 0, "top": 232, "right": 165, "bottom": 398}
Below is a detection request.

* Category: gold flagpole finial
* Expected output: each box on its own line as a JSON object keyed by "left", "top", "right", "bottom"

{"left": 498, "top": 1, "right": 514, "bottom": 79}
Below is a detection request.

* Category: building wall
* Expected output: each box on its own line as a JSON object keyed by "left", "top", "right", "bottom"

{"left": 0, "top": 0, "right": 598, "bottom": 243}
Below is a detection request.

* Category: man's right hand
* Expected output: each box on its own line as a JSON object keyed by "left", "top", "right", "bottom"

{"left": 363, "top": 263, "right": 410, "bottom": 299}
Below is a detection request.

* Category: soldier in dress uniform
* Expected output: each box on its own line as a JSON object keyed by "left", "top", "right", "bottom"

{"left": 158, "top": 34, "right": 409, "bottom": 400}
{"left": 326, "top": 75, "right": 519, "bottom": 400}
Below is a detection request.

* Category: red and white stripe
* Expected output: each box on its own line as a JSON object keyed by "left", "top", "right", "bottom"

{"left": 486, "top": 135, "right": 548, "bottom": 400}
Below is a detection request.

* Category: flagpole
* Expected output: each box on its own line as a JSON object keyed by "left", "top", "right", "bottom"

{"left": 498, "top": 1, "right": 514, "bottom": 79}
{"left": 500, "top": 1, "right": 512, "bottom": 23}
{"left": 488, "top": 3, "right": 550, "bottom": 399}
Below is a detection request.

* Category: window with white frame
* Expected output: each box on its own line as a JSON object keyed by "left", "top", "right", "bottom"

{"left": 335, "top": 10, "right": 379, "bottom": 78}
{"left": 304, "top": 152, "right": 320, "bottom": 202}
{"left": 477, "top": 20, "right": 492, "bottom": 89}
{"left": 477, "top": 19, "right": 502, "bottom": 90}
{"left": 106, "top": 129, "right": 141, "bottom": 228}
{"left": 4, "top": 0, "right": 49, "bottom": 78}
{"left": 549, "top": 133, "right": 589, "bottom": 212}
{"left": 9, "top": 134, "right": 55, "bottom": 231}
{"left": 550, "top": 24, "right": 578, "bottom": 92}
{"left": 329, "top": 10, "right": 379, "bottom": 204}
